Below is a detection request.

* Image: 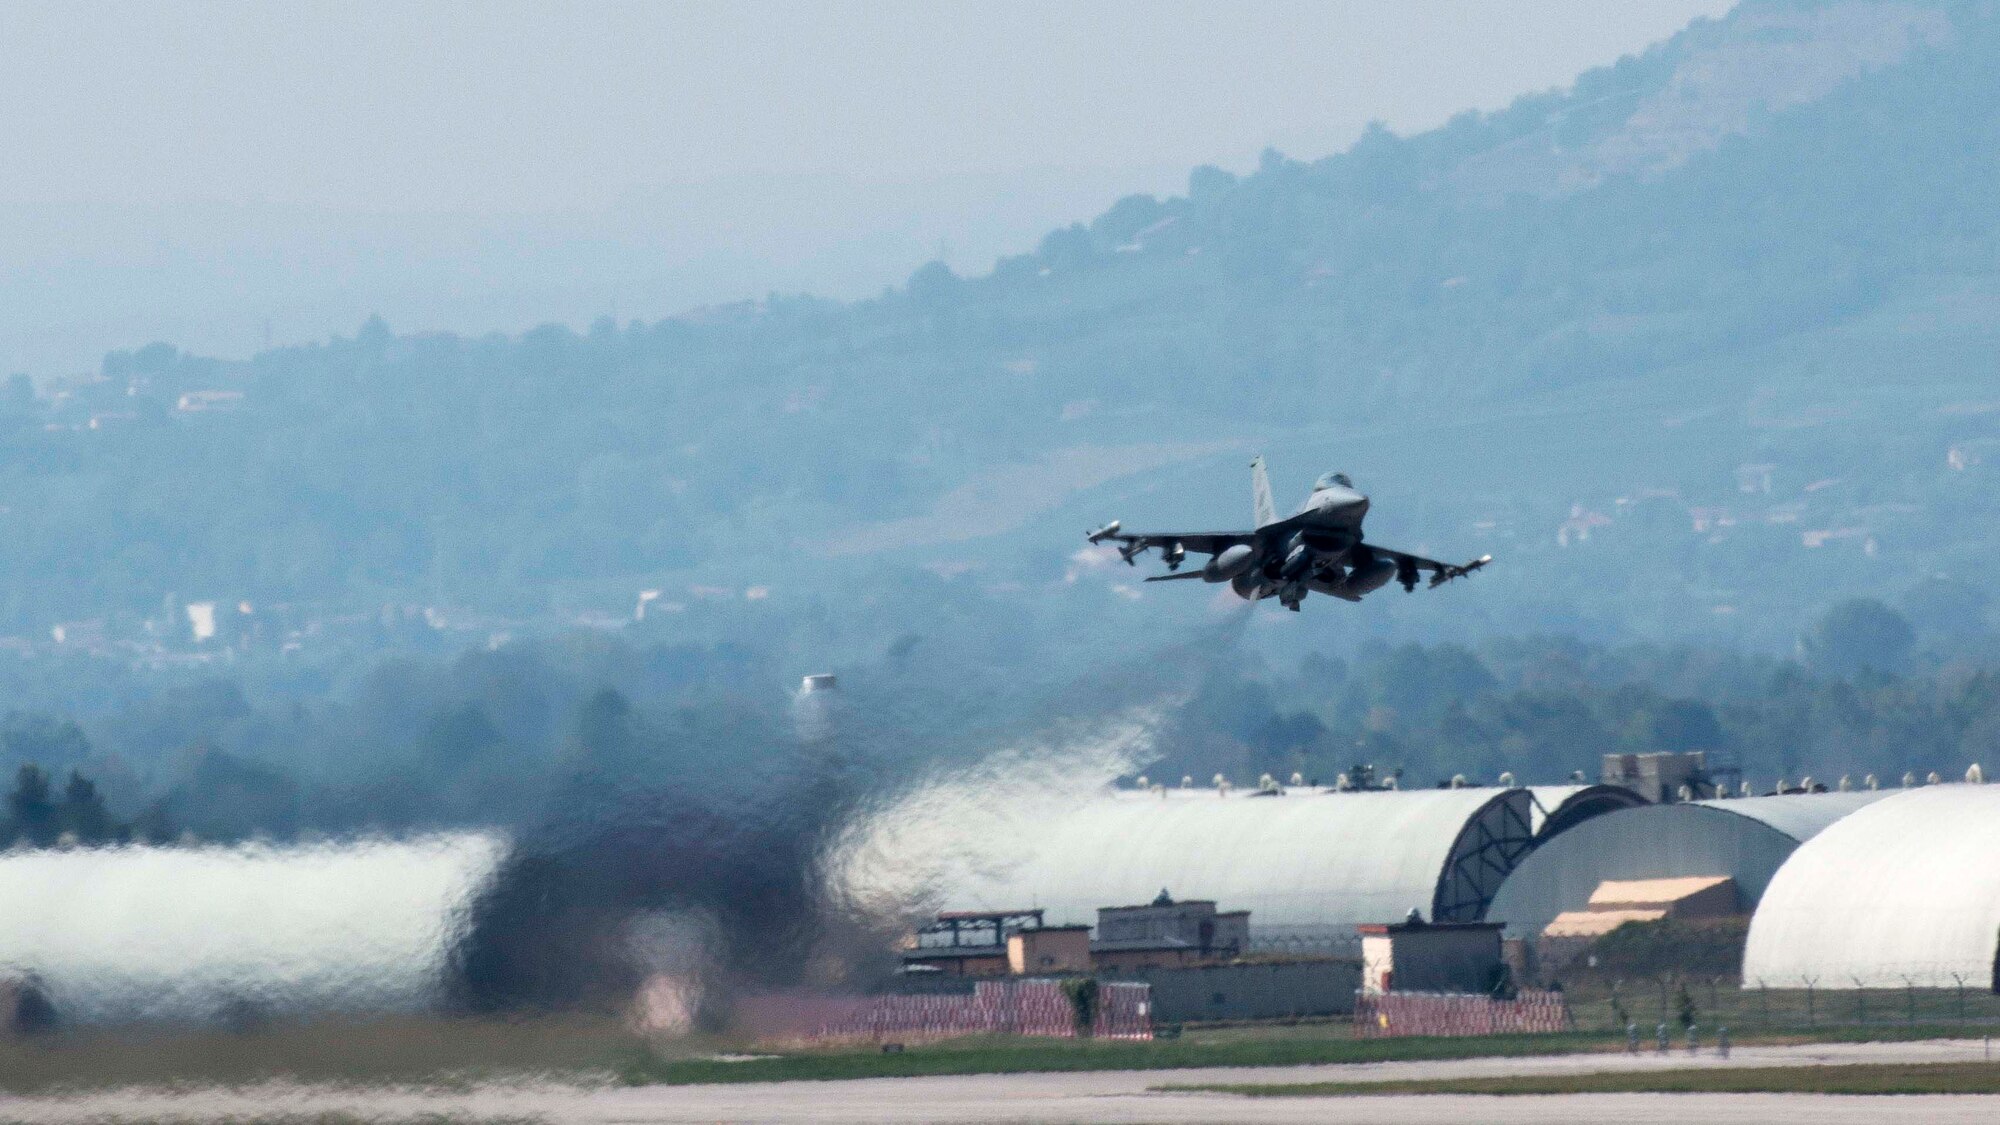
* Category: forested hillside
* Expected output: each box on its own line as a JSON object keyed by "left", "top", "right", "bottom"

{"left": 3, "top": 0, "right": 1995, "bottom": 660}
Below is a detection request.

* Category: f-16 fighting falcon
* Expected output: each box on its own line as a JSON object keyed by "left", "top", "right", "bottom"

{"left": 1086, "top": 456, "right": 1490, "bottom": 611}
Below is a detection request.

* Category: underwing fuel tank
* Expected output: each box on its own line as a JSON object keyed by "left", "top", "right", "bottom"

{"left": 1231, "top": 571, "right": 1269, "bottom": 600}
{"left": 1204, "top": 543, "right": 1255, "bottom": 582}
{"left": 1338, "top": 554, "right": 1398, "bottom": 597}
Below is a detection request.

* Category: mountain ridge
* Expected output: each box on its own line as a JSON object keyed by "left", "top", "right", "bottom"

{"left": 4, "top": 0, "right": 1996, "bottom": 656}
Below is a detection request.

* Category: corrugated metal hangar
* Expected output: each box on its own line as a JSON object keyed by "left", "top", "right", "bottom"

{"left": 1483, "top": 790, "right": 1892, "bottom": 942}
{"left": 943, "top": 785, "right": 1545, "bottom": 952}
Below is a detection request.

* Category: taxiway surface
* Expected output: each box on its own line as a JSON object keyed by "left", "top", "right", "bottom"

{"left": 5, "top": 1036, "right": 1999, "bottom": 1122}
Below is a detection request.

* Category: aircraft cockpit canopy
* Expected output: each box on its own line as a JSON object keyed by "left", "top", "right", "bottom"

{"left": 1314, "top": 471, "right": 1355, "bottom": 491}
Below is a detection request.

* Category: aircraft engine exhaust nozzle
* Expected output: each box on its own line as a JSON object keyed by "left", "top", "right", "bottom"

{"left": 1085, "top": 520, "right": 1121, "bottom": 543}
{"left": 1204, "top": 543, "right": 1255, "bottom": 583}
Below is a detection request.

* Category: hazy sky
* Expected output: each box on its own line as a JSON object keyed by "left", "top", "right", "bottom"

{"left": 0, "top": 1, "right": 1733, "bottom": 373}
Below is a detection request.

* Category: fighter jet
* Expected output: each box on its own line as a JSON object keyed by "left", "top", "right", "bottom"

{"left": 1086, "top": 457, "right": 1490, "bottom": 611}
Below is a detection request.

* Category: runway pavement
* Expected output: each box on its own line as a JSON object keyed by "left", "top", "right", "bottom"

{"left": 5, "top": 1036, "right": 2000, "bottom": 1123}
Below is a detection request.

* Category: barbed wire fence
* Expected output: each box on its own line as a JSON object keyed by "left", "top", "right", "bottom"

{"left": 1585, "top": 964, "right": 2000, "bottom": 1034}
{"left": 1246, "top": 931, "right": 1361, "bottom": 959}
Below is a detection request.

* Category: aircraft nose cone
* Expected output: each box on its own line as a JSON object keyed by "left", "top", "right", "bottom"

{"left": 1322, "top": 488, "right": 1368, "bottom": 517}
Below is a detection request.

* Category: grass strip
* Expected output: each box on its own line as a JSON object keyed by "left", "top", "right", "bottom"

{"left": 621, "top": 1031, "right": 1627, "bottom": 1085}
{"left": 0, "top": 1014, "right": 637, "bottom": 1095}
{"left": 10, "top": 1018, "right": 1994, "bottom": 1092}
{"left": 1169, "top": 1061, "right": 2000, "bottom": 1098}
{"left": 623, "top": 1023, "right": 2000, "bottom": 1085}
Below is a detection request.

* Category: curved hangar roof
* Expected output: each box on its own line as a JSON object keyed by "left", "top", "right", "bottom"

{"left": 1743, "top": 785, "right": 2000, "bottom": 989}
{"left": 1526, "top": 784, "right": 1648, "bottom": 839}
{"left": 0, "top": 832, "right": 504, "bottom": 1023}
{"left": 944, "top": 786, "right": 1536, "bottom": 948}
{"left": 1484, "top": 790, "right": 1893, "bottom": 941}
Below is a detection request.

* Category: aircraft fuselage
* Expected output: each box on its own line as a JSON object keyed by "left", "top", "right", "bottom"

{"left": 1237, "top": 482, "right": 1379, "bottom": 603}
{"left": 1085, "top": 459, "right": 1489, "bottom": 611}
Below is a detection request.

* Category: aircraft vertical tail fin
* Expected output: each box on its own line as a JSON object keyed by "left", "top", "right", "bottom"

{"left": 1251, "top": 455, "right": 1277, "bottom": 528}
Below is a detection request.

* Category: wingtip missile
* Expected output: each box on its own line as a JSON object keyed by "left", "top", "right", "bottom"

{"left": 1085, "top": 520, "right": 1122, "bottom": 544}
{"left": 1428, "top": 554, "right": 1494, "bottom": 588}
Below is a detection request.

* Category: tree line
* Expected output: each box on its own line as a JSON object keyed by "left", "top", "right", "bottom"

{"left": 0, "top": 595, "right": 1991, "bottom": 848}
{"left": 1, "top": 763, "right": 163, "bottom": 848}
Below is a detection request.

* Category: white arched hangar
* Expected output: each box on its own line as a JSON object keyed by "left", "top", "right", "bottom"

{"left": 1743, "top": 785, "right": 2000, "bottom": 989}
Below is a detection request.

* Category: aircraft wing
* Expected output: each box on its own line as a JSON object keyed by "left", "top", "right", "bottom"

{"left": 1369, "top": 545, "right": 1494, "bottom": 591}
{"left": 1085, "top": 522, "right": 1255, "bottom": 560}
{"left": 1094, "top": 530, "right": 1253, "bottom": 555}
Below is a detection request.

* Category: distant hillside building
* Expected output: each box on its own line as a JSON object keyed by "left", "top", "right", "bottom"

{"left": 175, "top": 389, "right": 243, "bottom": 413}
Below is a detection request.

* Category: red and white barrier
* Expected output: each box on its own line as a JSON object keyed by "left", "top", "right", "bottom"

{"left": 1354, "top": 989, "right": 1570, "bottom": 1038}
{"left": 749, "top": 979, "right": 1153, "bottom": 1044}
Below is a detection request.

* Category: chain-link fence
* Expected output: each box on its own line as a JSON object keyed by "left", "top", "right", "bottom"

{"left": 1247, "top": 931, "right": 1361, "bottom": 959}
{"left": 1570, "top": 968, "right": 2000, "bottom": 1034}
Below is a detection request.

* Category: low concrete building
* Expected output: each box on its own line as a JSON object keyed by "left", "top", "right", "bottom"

{"left": 1007, "top": 926, "right": 1091, "bottom": 975}
{"left": 1537, "top": 875, "right": 1741, "bottom": 971}
{"left": 1543, "top": 875, "right": 1739, "bottom": 938}
{"left": 1359, "top": 918, "right": 1503, "bottom": 995}
{"left": 1602, "top": 751, "right": 1718, "bottom": 802}
{"left": 1090, "top": 891, "right": 1249, "bottom": 971}
{"left": 1105, "top": 959, "right": 1362, "bottom": 1024}
{"left": 899, "top": 909, "right": 1045, "bottom": 977}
